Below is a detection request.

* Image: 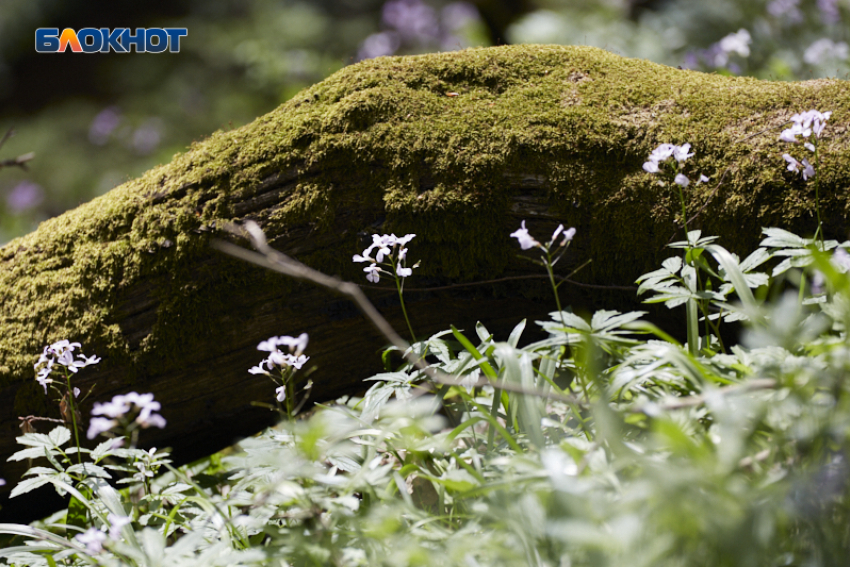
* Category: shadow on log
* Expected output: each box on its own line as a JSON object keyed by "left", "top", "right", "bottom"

{"left": 2, "top": 44, "right": 849, "bottom": 521}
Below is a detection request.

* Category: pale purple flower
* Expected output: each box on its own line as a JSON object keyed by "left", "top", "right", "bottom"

{"left": 396, "top": 264, "right": 413, "bottom": 277}
{"left": 0, "top": 478, "right": 5, "bottom": 486}
{"left": 780, "top": 110, "right": 831, "bottom": 143}
{"left": 804, "top": 38, "right": 849, "bottom": 65}
{"left": 833, "top": 248, "right": 850, "bottom": 272}
{"left": 562, "top": 227, "right": 576, "bottom": 243}
{"left": 87, "top": 417, "right": 117, "bottom": 440}
{"left": 89, "top": 106, "right": 122, "bottom": 145}
{"left": 280, "top": 333, "right": 309, "bottom": 355}
{"left": 275, "top": 386, "right": 287, "bottom": 402}
{"left": 768, "top": 0, "right": 803, "bottom": 22}
{"left": 698, "top": 174, "right": 709, "bottom": 183}
{"left": 642, "top": 160, "right": 659, "bottom": 173}
{"left": 287, "top": 354, "right": 310, "bottom": 370}
{"left": 817, "top": 0, "right": 841, "bottom": 24}
{"left": 88, "top": 392, "right": 165, "bottom": 437}
{"left": 352, "top": 252, "right": 373, "bottom": 263}
{"left": 107, "top": 514, "right": 132, "bottom": 541}
{"left": 75, "top": 527, "right": 107, "bottom": 554}
{"left": 34, "top": 340, "right": 99, "bottom": 391}
{"left": 551, "top": 224, "right": 565, "bottom": 243}
{"left": 672, "top": 143, "right": 694, "bottom": 162}
{"left": 510, "top": 221, "right": 540, "bottom": 250}
{"left": 644, "top": 143, "right": 695, "bottom": 174}
{"left": 6, "top": 181, "right": 44, "bottom": 213}
{"left": 92, "top": 397, "right": 132, "bottom": 419}
{"left": 364, "top": 263, "right": 381, "bottom": 283}
{"left": 783, "top": 154, "right": 815, "bottom": 179}
{"left": 718, "top": 29, "right": 751, "bottom": 59}
{"left": 249, "top": 359, "right": 271, "bottom": 375}
{"left": 674, "top": 173, "right": 690, "bottom": 187}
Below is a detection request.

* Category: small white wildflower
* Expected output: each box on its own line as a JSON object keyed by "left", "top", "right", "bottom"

{"left": 249, "top": 359, "right": 271, "bottom": 375}
{"left": 0, "top": 478, "right": 5, "bottom": 486}
{"left": 396, "top": 264, "right": 413, "bottom": 278}
{"left": 87, "top": 417, "right": 117, "bottom": 439}
{"left": 510, "top": 221, "right": 540, "bottom": 250}
{"left": 75, "top": 527, "right": 107, "bottom": 554}
{"left": 672, "top": 143, "right": 694, "bottom": 162}
{"left": 642, "top": 160, "right": 659, "bottom": 173}
{"left": 833, "top": 248, "right": 850, "bottom": 272}
{"left": 275, "top": 386, "right": 287, "bottom": 402}
{"left": 92, "top": 397, "right": 132, "bottom": 419}
{"left": 285, "top": 354, "right": 310, "bottom": 370}
{"left": 107, "top": 514, "right": 132, "bottom": 541}
{"left": 698, "top": 174, "right": 709, "bottom": 183}
{"left": 718, "top": 29, "right": 751, "bottom": 58}
{"left": 364, "top": 263, "right": 381, "bottom": 283}
{"left": 674, "top": 173, "right": 690, "bottom": 187}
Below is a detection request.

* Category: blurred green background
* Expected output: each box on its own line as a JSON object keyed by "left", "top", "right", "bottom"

{"left": 0, "top": 0, "right": 847, "bottom": 244}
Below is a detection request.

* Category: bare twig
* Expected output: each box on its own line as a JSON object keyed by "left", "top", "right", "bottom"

{"left": 212, "top": 222, "right": 582, "bottom": 404}
{"left": 0, "top": 128, "right": 34, "bottom": 171}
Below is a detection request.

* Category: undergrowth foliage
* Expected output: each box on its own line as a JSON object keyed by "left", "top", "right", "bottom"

{"left": 1, "top": 108, "right": 850, "bottom": 566}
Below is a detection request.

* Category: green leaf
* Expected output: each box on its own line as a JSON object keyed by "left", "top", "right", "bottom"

{"left": 66, "top": 494, "right": 89, "bottom": 530}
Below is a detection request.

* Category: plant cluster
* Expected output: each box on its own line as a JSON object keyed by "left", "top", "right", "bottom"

{"left": 1, "top": 108, "right": 849, "bottom": 566}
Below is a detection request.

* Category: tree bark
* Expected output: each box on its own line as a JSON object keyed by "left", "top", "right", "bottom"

{"left": 1, "top": 44, "right": 849, "bottom": 521}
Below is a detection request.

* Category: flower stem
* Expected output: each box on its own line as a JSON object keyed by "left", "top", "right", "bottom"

{"left": 395, "top": 274, "right": 417, "bottom": 343}
{"left": 64, "top": 372, "right": 83, "bottom": 465}
{"left": 813, "top": 144, "right": 823, "bottom": 246}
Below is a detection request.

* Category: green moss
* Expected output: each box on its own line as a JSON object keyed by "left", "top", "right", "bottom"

{"left": 2, "top": 44, "right": 849, "bottom": 401}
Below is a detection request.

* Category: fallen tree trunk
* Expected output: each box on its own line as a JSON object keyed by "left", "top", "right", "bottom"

{"left": 2, "top": 44, "right": 849, "bottom": 521}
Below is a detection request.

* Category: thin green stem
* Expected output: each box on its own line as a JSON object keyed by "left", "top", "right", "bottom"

{"left": 813, "top": 144, "right": 823, "bottom": 246}
{"left": 395, "top": 274, "right": 417, "bottom": 343}
{"left": 64, "top": 371, "right": 82, "bottom": 466}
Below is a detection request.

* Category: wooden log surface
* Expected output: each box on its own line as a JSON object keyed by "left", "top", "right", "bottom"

{"left": 2, "top": 44, "right": 850, "bottom": 521}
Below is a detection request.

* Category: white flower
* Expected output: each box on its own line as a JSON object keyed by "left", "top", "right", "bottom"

{"left": 75, "top": 527, "right": 107, "bottom": 554}
{"left": 804, "top": 38, "right": 849, "bottom": 66}
{"left": 719, "top": 29, "right": 751, "bottom": 58}
{"left": 642, "top": 160, "right": 659, "bottom": 173}
{"left": 698, "top": 174, "right": 709, "bottom": 183}
{"left": 88, "top": 392, "right": 165, "bottom": 436}
{"left": 783, "top": 154, "right": 815, "bottom": 179}
{"left": 644, "top": 143, "right": 695, "bottom": 174}
{"left": 249, "top": 359, "right": 271, "bottom": 375}
{"left": 396, "top": 264, "right": 413, "bottom": 278}
{"left": 672, "top": 143, "right": 694, "bottom": 162}
{"left": 780, "top": 109, "right": 831, "bottom": 143}
{"left": 92, "top": 397, "right": 132, "bottom": 419}
{"left": 833, "top": 248, "right": 850, "bottom": 272}
{"left": 87, "top": 417, "right": 117, "bottom": 439}
{"left": 277, "top": 333, "right": 309, "bottom": 355}
{"left": 396, "top": 233, "right": 416, "bottom": 247}
{"left": 0, "top": 478, "right": 5, "bottom": 486}
{"left": 364, "top": 263, "right": 381, "bottom": 283}
{"left": 510, "top": 221, "right": 540, "bottom": 250}
{"left": 34, "top": 340, "right": 99, "bottom": 391}
{"left": 674, "top": 173, "right": 690, "bottom": 187}
{"left": 352, "top": 252, "right": 373, "bottom": 263}
{"left": 275, "top": 386, "right": 287, "bottom": 402}
{"left": 107, "top": 514, "right": 132, "bottom": 541}
{"left": 286, "top": 354, "right": 310, "bottom": 370}
{"left": 562, "top": 227, "right": 576, "bottom": 243}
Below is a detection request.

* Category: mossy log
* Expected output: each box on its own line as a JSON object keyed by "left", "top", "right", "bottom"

{"left": 2, "top": 44, "right": 850, "bottom": 520}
